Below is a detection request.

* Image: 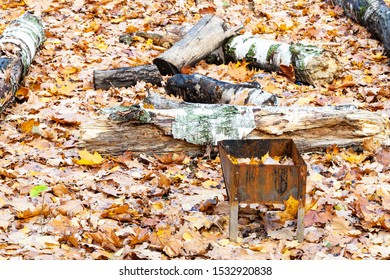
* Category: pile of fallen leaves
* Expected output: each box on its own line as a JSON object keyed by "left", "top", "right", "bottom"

{"left": 0, "top": 0, "right": 389, "bottom": 260}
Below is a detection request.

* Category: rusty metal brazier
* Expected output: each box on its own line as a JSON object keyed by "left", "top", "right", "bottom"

{"left": 218, "top": 139, "right": 307, "bottom": 242}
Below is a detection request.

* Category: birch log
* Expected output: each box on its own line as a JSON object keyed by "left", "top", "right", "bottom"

{"left": 330, "top": 0, "right": 390, "bottom": 54}
{"left": 0, "top": 12, "right": 45, "bottom": 113}
{"left": 224, "top": 35, "right": 340, "bottom": 85}
{"left": 78, "top": 93, "right": 389, "bottom": 156}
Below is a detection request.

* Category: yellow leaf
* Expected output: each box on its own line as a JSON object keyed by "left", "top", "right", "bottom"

{"left": 145, "top": 38, "right": 154, "bottom": 46}
{"left": 217, "top": 238, "right": 230, "bottom": 246}
{"left": 111, "top": 16, "right": 125, "bottom": 24}
{"left": 249, "top": 156, "right": 258, "bottom": 164}
{"left": 96, "top": 41, "right": 108, "bottom": 52}
{"left": 228, "top": 155, "right": 239, "bottom": 164}
{"left": 182, "top": 232, "right": 193, "bottom": 241}
{"left": 20, "top": 119, "right": 39, "bottom": 133}
{"left": 202, "top": 179, "right": 218, "bottom": 189}
{"left": 362, "top": 75, "right": 373, "bottom": 83}
{"left": 74, "top": 149, "right": 104, "bottom": 165}
{"left": 152, "top": 202, "right": 164, "bottom": 210}
{"left": 61, "top": 66, "right": 80, "bottom": 75}
{"left": 341, "top": 151, "right": 367, "bottom": 164}
{"left": 278, "top": 195, "right": 299, "bottom": 222}
{"left": 261, "top": 151, "right": 270, "bottom": 163}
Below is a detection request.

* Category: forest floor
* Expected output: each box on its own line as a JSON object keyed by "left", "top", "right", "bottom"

{"left": 0, "top": 0, "right": 389, "bottom": 260}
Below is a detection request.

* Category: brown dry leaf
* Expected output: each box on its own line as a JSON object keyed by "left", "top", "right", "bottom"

{"left": 183, "top": 238, "right": 209, "bottom": 255}
{"left": 199, "top": 6, "right": 216, "bottom": 15}
{"left": 158, "top": 173, "right": 171, "bottom": 189}
{"left": 127, "top": 227, "right": 150, "bottom": 247}
{"left": 195, "top": 196, "right": 219, "bottom": 213}
{"left": 88, "top": 229, "right": 122, "bottom": 251}
{"left": 150, "top": 227, "right": 172, "bottom": 249}
{"left": 279, "top": 64, "right": 295, "bottom": 81}
{"left": 0, "top": 209, "right": 13, "bottom": 230}
{"left": 16, "top": 204, "right": 50, "bottom": 219}
{"left": 52, "top": 184, "right": 70, "bottom": 197}
{"left": 331, "top": 216, "right": 352, "bottom": 231}
{"left": 15, "top": 87, "right": 29, "bottom": 101}
{"left": 0, "top": 167, "right": 18, "bottom": 179}
{"left": 51, "top": 114, "right": 81, "bottom": 127}
{"left": 268, "top": 228, "right": 294, "bottom": 240}
{"left": 101, "top": 204, "right": 140, "bottom": 222}
{"left": 57, "top": 199, "right": 84, "bottom": 217}
{"left": 163, "top": 238, "right": 183, "bottom": 258}
{"left": 304, "top": 210, "right": 323, "bottom": 227}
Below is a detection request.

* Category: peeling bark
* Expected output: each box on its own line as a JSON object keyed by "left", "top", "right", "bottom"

{"left": 224, "top": 34, "right": 341, "bottom": 85}
{"left": 78, "top": 93, "right": 389, "bottom": 155}
{"left": 0, "top": 12, "right": 45, "bottom": 113}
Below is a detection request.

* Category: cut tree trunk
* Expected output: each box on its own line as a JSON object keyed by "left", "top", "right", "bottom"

{"left": 93, "top": 64, "right": 162, "bottom": 90}
{"left": 153, "top": 14, "right": 242, "bottom": 76}
{"left": 330, "top": 0, "right": 390, "bottom": 54}
{"left": 165, "top": 73, "right": 278, "bottom": 105}
{"left": 0, "top": 12, "right": 45, "bottom": 114}
{"left": 224, "top": 34, "right": 341, "bottom": 85}
{"left": 78, "top": 93, "right": 389, "bottom": 156}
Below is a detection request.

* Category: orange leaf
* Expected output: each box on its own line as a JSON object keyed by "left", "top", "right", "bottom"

{"left": 20, "top": 119, "right": 39, "bottom": 133}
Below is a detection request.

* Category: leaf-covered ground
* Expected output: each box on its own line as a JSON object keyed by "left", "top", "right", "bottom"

{"left": 0, "top": 0, "right": 389, "bottom": 260}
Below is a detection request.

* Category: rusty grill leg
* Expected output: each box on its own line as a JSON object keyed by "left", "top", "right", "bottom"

{"left": 296, "top": 205, "right": 305, "bottom": 242}
{"left": 229, "top": 199, "right": 239, "bottom": 242}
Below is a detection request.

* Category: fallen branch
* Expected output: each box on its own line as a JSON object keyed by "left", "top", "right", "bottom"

{"left": 224, "top": 34, "right": 341, "bottom": 85}
{"left": 153, "top": 14, "right": 242, "bottom": 76}
{"left": 165, "top": 73, "right": 278, "bottom": 105}
{"left": 0, "top": 12, "right": 45, "bottom": 114}
{"left": 93, "top": 64, "right": 162, "bottom": 90}
{"left": 330, "top": 0, "right": 390, "bottom": 54}
{"left": 78, "top": 93, "right": 389, "bottom": 155}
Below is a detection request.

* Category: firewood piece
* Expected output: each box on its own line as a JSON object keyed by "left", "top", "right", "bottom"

{"left": 224, "top": 34, "right": 340, "bottom": 85}
{"left": 165, "top": 73, "right": 278, "bottom": 105}
{"left": 330, "top": 0, "right": 390, "bottom": 54}
{"left": 93, "top": 64, "right": 162, "bottom": 90}
{"left": 0, "top": 12, "right": 45, "bottom": 113}
{"left": 78, "top": 93, "right": 389, "bottom": 155}
{"left": 153, "top": 14, "right": 242, "bottom": 76}
{"left": 0, "top": 58, "right": 23, "bottom": 113}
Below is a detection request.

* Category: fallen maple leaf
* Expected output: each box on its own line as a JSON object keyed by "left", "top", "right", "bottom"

{"left": 74, "top": 149, "right": 104, "bottom": 165}
{"left": 20, "top": 119, "right": 40, "bottom": 133}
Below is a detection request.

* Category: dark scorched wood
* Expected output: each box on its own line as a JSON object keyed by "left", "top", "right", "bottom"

{"left": 165, "top": 73, "right": 278, "bottom": 105}
{"left": 93, "top": 64, "right": 162, "bottom": 90}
